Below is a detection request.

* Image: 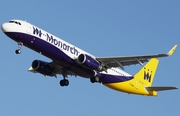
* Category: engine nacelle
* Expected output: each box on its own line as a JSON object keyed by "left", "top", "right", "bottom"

{"left": 78, "top": 54, "right": 102, "bottom": 71}
{"left": 31, "top": 60, "right": 54, "bottom": 76}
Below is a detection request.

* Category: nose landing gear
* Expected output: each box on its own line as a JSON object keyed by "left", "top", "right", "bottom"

{"left": 15, "top": 42, "right": 23, "bottom": 54}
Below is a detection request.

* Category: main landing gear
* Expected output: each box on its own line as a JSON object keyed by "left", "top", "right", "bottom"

{"left": 59, "top": 79, "right": 69, "bottom": 86}
{"left": 90, "top": 76, "right": 100, "bottom": 83}
{"left": 15, "top": 42, "right": 23, "bottom": 54}
{"left": 59, "top": 70, "right": 69, "bottom": 86}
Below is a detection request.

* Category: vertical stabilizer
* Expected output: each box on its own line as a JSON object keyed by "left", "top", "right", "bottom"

{"left": 134, "top": 58, "right": 159, "bottom": 87}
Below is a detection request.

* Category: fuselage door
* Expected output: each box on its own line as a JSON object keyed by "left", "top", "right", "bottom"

{"left": 26, "top": 22, "right": 32, "bottom": 34}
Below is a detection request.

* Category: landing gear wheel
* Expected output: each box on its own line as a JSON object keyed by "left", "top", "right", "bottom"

{"left": 64, "top": 79, "right": 69, "bottom": 86}
{"left": 60, "top": 80, "right": 65, "bottom": 86}
{"left": 90, "top": 77, "right": 95, "bottom": 83}
{"left": 60, "top": 79, "right": 69, "bottom": 86}
{"left": 90, "top": 77, "right": 100, "bottom": 83}
{"left": 15, "top": 49, "right": 21, "bottom": 54}
{"left": 95, "top": 77, "right": 100, "bottom": 82}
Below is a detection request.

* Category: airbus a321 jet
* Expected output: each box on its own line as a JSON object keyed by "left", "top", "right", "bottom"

{"left": 1, "top": 19, "right": 178, "bottom": 96}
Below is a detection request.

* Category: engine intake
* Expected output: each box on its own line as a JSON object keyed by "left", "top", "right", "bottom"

{"left": 32, "top": 60, "right": 54, "bottom": 76}
{"left": 78, "top": 54, "right": 102, "bottom": 71}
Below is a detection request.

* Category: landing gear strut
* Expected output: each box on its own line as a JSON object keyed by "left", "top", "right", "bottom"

{"left": 15, "top": 42, "right": 23, "bottom": 54}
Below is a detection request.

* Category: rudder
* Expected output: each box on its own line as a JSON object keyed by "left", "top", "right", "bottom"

{"left": 134, "top": 58, "right": 159, "bottom": 87}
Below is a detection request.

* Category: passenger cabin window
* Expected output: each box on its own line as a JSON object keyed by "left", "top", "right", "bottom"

{"left": 9, "top": 21, "right": 21, "bottom": 25}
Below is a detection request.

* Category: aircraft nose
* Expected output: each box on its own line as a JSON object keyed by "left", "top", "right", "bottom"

{"left": 1, "top": 23, "right": 9, "bottom": 32}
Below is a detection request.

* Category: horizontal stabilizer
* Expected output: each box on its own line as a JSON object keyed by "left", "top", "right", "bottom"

{"left": 146, "top": 86, "right": 178, "bottom": 91}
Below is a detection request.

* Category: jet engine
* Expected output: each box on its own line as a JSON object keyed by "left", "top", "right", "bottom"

{"left": 77, "top": 54, "right": 102, "bottom": 71}
{"left": 31, "top": 60, "right": 55, "bottom": 76}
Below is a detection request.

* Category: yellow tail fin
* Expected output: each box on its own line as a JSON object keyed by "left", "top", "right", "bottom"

{"left": 134, "top": 58, "right": 159, "bottom": 87}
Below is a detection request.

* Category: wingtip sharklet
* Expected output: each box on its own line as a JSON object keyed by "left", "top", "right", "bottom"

{"left": 168, "top": 44, "right": 178, "bottom": 56}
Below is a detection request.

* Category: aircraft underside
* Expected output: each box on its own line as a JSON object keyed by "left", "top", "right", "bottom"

{"left": 4, "top": 32, "right": 99, "bottom": 85}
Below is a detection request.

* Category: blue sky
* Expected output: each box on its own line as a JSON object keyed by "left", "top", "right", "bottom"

{"left": 0, "top": 0, "right": 179, "bottom": 116}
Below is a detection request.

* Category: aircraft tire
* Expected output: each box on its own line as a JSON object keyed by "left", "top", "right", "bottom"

{"left": 60, "top": 80, "right": 64, "bottom": 86}
{"left": 64, "top": 79, "right": 69, "bottom": 86}
{"left": 15, "top": 49, "right": 21, "bottom": 54}
{"left": 90, "top": 77, "right": 95, "bottom": 83}
{"left": 60, "top": 79, "right": 69, "bottom": 86}
{"left": 95, "top": 77, "right": 99, "bottom": 82}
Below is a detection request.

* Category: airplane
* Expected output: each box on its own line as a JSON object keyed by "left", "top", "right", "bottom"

{"left": 1, "top": 19, "right": 178, "bottom": 96}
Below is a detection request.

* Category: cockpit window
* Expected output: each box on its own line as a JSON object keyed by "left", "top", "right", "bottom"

{"left": 9, "top": 21, "right": 21, "bottom": 25}
{"left": 9, "top": 21, "right": 14, "bottom": 23}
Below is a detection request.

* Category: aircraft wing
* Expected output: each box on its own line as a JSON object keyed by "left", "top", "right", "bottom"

{"left": 97, "top": 45, "right": 177, "bottom": 70}
{"left": 50, "top": 61, "right": 77, "bottom": 77}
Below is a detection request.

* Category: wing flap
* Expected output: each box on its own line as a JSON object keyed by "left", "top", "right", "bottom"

{"left": 105, "top": 59, "right": 149, "bottom": 68}
{"left": 146, "top": 86, "right": 178, "bottom": 91}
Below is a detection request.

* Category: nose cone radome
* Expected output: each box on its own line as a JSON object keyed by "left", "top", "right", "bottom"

{"left": 1, "top": 23, "right": 9, "bottom": 32}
